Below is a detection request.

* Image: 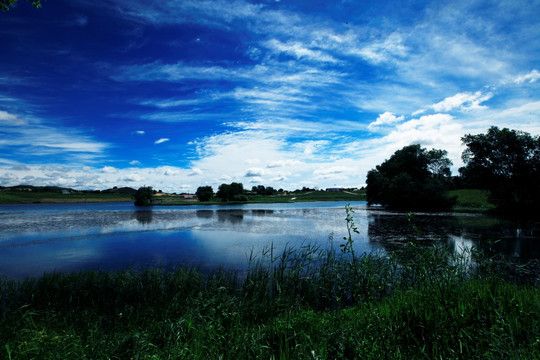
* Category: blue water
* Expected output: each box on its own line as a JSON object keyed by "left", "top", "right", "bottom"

{"left": 1, "top": 201, "right": 538, "bottom": 279}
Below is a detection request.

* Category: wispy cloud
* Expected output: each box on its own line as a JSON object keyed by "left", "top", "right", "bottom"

{"left": 263, "top": 39, "right": 339, "bottom": 63}
{"left": 0, "top": 108, "right": 108, "bottom": 162}
{"left": 431, "top": 91, "right": 493, "bottom": 112}
{"left": 154, "top": 138, "right": 170, "bottom": 144}
{"left": 514, "top": 69, "right": 540, "bottom": 84}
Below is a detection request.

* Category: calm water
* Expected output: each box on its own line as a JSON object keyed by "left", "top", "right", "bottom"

{"left": 1, "top": 201, "right": 538, "bottom": 279}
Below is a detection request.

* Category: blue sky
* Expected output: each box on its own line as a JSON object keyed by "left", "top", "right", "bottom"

{"left": 1, "top": 0, "right": 539, "bottom": 192}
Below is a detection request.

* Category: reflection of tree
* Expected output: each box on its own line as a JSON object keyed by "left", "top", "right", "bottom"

{"left": 250, "top": 210, "right": 274, "bottom": 216}
{"left": 135, "top": 210, "right": 153, "bottom": 224}
{"left": 366, "top": 210, "right": 540, "bottom": 260}
{"left": 216, "top": 210, "right": 244, "bottom": 224}
{"left": 196, "top": 210, "right": 214, "bottom": 219}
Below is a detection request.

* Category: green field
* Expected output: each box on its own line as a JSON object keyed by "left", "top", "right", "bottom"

{"left": 0, "top": 191, "right": 133, "bottom": 204}
{"left": 1, "top": 243, "right": 538, "bottom": 359}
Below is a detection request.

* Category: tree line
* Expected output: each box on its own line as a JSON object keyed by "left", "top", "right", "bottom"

{"left": 367, "top": 126, "right": 540, "bottom": 214}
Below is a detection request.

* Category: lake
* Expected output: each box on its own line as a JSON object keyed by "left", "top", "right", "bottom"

{"left": 1, "top": 201, "right": 539, "bottom": 279}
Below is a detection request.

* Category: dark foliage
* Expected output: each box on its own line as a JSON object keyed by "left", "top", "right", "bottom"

{"left": 133, "top": 186, "right": 153, "bottom": 206}
{"left": 216, "top": 182, "right": 245, "bottom": 202}
{"left": 196, "top": 186, "right": 214, "bottom": 201}
{"left": 251, "top": 185, "right": 277, "bottom": 195}
{"left": 366, "top": 144, "right": 455, "bottom": 210}
{"left": 461, "top": 126, "right": 540, "bottom": 214}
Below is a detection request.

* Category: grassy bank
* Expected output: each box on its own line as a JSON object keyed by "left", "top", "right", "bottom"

{"left": 0, "top": 191, "right": 132, "bottom": 204}
{"left": 1, "top": 240, "right": 538, "bottom": 359}
{"left": 449, "top": 189, "right": 496, "bottom": 212}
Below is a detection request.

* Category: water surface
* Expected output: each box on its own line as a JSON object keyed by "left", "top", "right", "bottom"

{"left": 1, "top": 201, "right": 538, "bottom": 279}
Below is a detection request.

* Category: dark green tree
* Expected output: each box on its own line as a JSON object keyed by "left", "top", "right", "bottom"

{"left": 366, "top": 144, "right": 455, "bottom": 210}
{"left": 196, "top": 186, "right": 214, "bottom": 202}
{"left": 1, "top": 0, "right": 43, "bottom": 11}
{"left": 251, "top": 185, "right": 277, "bottom": 196}
{"left": 134, "top": 186, "right": 153, "bottom": 206}
{"left": 216, "top": 182, "right": 245, "bottom": 202}
{"left": 460, "top": 126, "right": 540, "bottom": 213}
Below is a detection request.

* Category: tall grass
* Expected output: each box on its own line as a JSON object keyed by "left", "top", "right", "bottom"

{"left": 1, "top": 206, "right": 538, "bottom": 359}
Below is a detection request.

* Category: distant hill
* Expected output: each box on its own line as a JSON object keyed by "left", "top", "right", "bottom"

{"left": 0, "top": 185, "right": 137, "bottom": 195}
{"left": 0, "top": 185, "right": 75, "bottom": 193}
{"left": 102, "top": 187, "right": 137, "bottom": 195}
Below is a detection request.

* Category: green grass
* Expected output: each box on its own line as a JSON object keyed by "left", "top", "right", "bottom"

{"left": 0, "top": 191, "right": 132, "bottom": 204}
{"left": 449, "top": 189, "right": 496, "bottom": 212}
{"left": 1, "top": 240, "right": 538, "bottom": 359}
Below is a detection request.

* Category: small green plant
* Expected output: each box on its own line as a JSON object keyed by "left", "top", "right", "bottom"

{"left": 340, "top": 203, "right": 359, "bottom": 262}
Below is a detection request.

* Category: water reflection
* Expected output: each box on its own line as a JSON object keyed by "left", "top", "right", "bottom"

{"left": 135, "top": 210, "right": 153, "bottom": 224}
{"left": 196, "top": 210, "right": 214, "bottom": 219}
{"left": 366, "top": 209, "right": 540, "bottom": 260}
{"left": 216, "top": 210, "right": 244, "bottom": 224}
{"left": 250, "top": 209, "right": 274, "bottom": 216}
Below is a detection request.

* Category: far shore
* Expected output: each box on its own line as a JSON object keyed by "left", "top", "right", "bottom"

{"left": 0, "top": 188, "right": 496, "bottom": 213}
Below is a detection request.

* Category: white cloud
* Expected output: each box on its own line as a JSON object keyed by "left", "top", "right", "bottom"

{"left": 368, "top": 112, "right": 405, "bottom": 130}
{"left": 122, "top": 173, "right": 144, "bottom": 182}
{"left": 129, "top": 160, "right": 141, "bottom": 165}
{"left": 134, "top": 130, "right": 145, "bottom": 135}
{"left": 351, "top": 33, "right": 408, "bottom": 64}
{"left": 154, "top": 138, "right": 170, "bottom": 144}
{"left": 372, "top": 113, "right": 465, "bottom": 171}
{"left": 266, "top": 159, "right": 302, "bottom": 168}
{"left": 263, "top": 39, "right": 339, "bottom": 63}
{"left": 431, "top": 91, "right": 493, "bottom": 112}
{"left": 163, "top": 168, "right": 181, "bottom": 176}
{"left": 245, "top": 167, "right": 267, "bottom": 177}
{"left": 0, "top": 109, "right": 108, "bottom": 160}
{"left": 188, "top": 167, "right": 203, "bottom": 176}
{"left": 100, "top": 166, "right": 117, "bottom": 173}
{"left": 514, "top": 69, "right": 540, "bottom": 84}
{"left": 0, "top": 110, "right": 25, "bottom": 125}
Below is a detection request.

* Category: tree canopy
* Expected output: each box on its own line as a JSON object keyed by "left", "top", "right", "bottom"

{"left": 196, "top": 186, "right": 214, "bottom": 202}
{"left": 460, "top": 126, "right": 540, "bottom": 214}
{"left": 133, "top": 186, "right": 153, "bottom": 206}
{"left": 366, "top": 144, "right": 455, "bottom": 210}
{"left": 216, "top": 182, "right": 246, "bottom": 202}
{"left": 251, "top": 185, "right": 277, "bottom": 196}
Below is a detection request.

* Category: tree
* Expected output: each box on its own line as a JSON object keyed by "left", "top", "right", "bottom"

{"left": 252, "top": 185, "right": 277, "bottom": 196}
{"left": 366, "top": 144, "right": 455, "bottom": 210}
{"left": 216, "top": 182, "right": 245, "bottom": 202}
{"left": 460, "top": 126, "right": 540, "bottom": 213}
{"left": 1, "top": 0, "right": 43, "bottom": 12}
{"left": 196, "top": 186, "right": 214, "bottom": 202}
{"left": 134, "top": 186, "right": 153, "bottom": 206}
